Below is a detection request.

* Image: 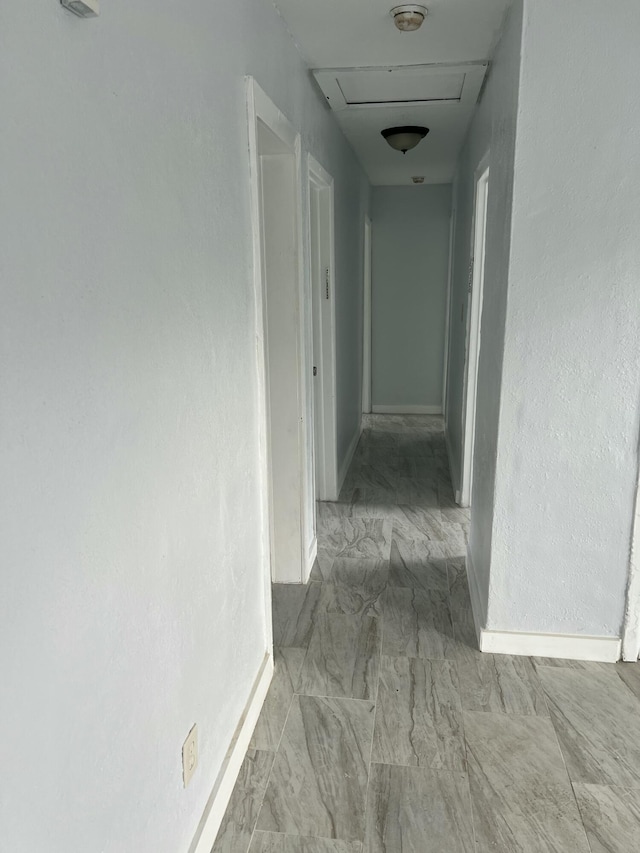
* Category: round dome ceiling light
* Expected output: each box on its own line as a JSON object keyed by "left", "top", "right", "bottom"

{"left": 381, "top": 126, "right": 429, "bottom": 154}
{"left": 390, "top": 5, "right": 428, "bottom": 32}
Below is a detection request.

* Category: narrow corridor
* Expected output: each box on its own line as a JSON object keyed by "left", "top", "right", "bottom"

{"left": 214, "top": 415, "right": 640, "bottom": 853}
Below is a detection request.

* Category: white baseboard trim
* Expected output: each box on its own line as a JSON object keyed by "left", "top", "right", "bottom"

{"left": 466, "top": 546, "right": 622, "bottom": 662}
{"left": 188, "top": 651, "right": 274, "bottom": 853}
{"left": 372, "top": 404, "right": 442, "bottom": 415}
{"left": 480, "top": 629, "right": 622, "bottom": 662}
{"left": 338, "top": 418, "right": 363, "bottom": 494}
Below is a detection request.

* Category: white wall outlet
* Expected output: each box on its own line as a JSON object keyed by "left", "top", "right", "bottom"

{"left": 182, "top": 724, "right": 198, "bottom": 788}
{"left": 60, "top": 0, "right": 99, "bottom": 18}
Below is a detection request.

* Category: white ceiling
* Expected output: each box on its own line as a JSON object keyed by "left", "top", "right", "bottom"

{"left": 274, "top": 0, "right": 512, "bottom": 185}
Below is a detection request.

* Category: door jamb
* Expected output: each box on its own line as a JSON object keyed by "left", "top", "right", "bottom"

{"left": 362, "top": 216, "right": 372, "bottom": 415}
{"left": 307, "top": 154, "right": 339, "bottom": 502}
{"left": 622, "top": 442, "right": 640, "bottom": 660}
{"left": 460, "top": 153, "right": 490, "bottom": 508}
{"left": 246, "top": 77, "right": 308, "bottom": 595}
{"left": 442, "top": 181, "right": 457, "bottom": 424}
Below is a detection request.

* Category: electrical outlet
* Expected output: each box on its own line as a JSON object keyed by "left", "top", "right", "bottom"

{"left": 182, "top": 724, "right": 198, "bottom": 787}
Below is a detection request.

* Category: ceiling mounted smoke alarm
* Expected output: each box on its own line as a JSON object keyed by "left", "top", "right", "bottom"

{"left": 412, "top": 176, "right": 425, "bottom": 184}
{"left": 390, "top": 5, "right": 428, "bottom": 32}
{"left": 381, "top": 126, "right": 429, "bottom": 154}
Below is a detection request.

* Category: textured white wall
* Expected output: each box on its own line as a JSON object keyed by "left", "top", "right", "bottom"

{"left": 486, "top": 0, "right": 640, "bottom": 636}
{"left": 0, "top": 2, "right": 369, "bottom": 851}
{"left": 371, "top": 185, "right": 451, "bottom": 410}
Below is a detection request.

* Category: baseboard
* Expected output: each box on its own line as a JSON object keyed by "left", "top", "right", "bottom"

{"left": 188, "top": 651, "right": 274, "bottom": 853}
{"left": 371, "top": 404, "right": 442, "bottom": 415}
{"left": 465, "top": 545, "right": 486, "bottom": 645}
{"left": 338, "top": 418, "right": 363, "bottom": 494}
{"left": 465, "top": 546, "right": 622, "bottom": 662}
{"left": 479, "top": 629, "right": 622, "bottom": 662}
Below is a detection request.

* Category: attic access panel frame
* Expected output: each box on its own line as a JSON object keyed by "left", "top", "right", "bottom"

{"left": 313, "top": 62, "right": 488, "bottom": 112}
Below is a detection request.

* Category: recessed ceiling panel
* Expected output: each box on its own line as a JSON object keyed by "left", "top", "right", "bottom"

{"left": 338, "top": 69, "right": 465, "bottom": 105}
{"left": 313, "top": 63, "right": 487, "bottom": 112}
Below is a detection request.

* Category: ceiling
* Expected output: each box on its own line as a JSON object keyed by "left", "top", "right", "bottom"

{"left": 274, "top": 0, "right": 512, "bottom": 185}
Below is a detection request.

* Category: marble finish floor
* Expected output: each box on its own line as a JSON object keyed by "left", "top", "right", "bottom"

{"left": 213, "top": 415, "right": 640, "bottom": 853}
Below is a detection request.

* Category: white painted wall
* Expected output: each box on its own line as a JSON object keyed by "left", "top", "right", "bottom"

{"left": 485, "top": 0, "right": 640, "bottom": 637}
{"left": 371, "top": 185, "right": 452, "bottom": 411}
{"left": 451, "top": 0, "right": 640, "bottom": 641}
{"left": 0, "top": 2, "right": 369, "bottom": 851}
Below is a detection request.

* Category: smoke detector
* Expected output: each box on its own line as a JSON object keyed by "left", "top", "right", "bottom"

{"left": 412, "top": 176, "right": 425, "bottom": 184}
{"left": 390, "top": 5, "right": 427, "bottom": 32}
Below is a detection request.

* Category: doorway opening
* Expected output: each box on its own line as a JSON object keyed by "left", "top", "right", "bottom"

{"left": 362, "top": 216, "right": 372, "bottom": 415}
{"left": 459, "top": 157, "right": 489, "bottom": 508}
{"left": 247, "top": 78, "right": 312, "bottom": 585}
{"left": 308, "top": 156, "right": 339, "bottom": 505}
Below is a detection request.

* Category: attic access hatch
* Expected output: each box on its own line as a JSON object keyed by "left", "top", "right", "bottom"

{"left": 313, "top": 62, "right": 488, "bottom": 112}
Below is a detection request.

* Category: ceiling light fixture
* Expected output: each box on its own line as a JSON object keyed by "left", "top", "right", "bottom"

{"left": 390, "top": 5, "right": 428, "bottom": 32}
{"left": 381, "top": 126, "right": 429, "bottom": 154}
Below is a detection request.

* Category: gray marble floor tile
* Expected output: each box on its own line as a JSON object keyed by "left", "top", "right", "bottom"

{"left": 250, "top": 648, "right": 307, "bottom": 751}
{"left": 345, "top": 490, "right": 400, "bottom": 520}
{"left": 272, "top": 582, "right": 322, "bottom": 648}
{"left": 317, "top": 500, "right": 356, "bottom": 522}
{"left": 457, "top": 654, "right": 549, "bottom": 716}
{"left": 213, "top": 749, "right": 275, "bottom": 853}
{"left": 363, "top": 764, "right": 475, "bottom": 853}
{"left": 447, "top": 558, "right": 473, "bottom": 616}
{"left": 573, "top": 784, "right": 640, "bottom": 853}
{"left": 297, "top": 614, "right": 380, "bottom": 699}
{"left": 464, "top": 711, "right": 589, "bottom": 852}
{"left": 320, "top": 519, "right": 392, "bottom": 561}
{"left": 441, "top": 506, "right": 471, "bottom": 524}
{"left": 450, "top": 611, "right": 482, "bottom": 662}
{"left": 256, "top": 695, "right": 375, "bottom": 842}
{"left": 439, "top": 522, "right": 468, "bottom": 558}
{"left": 382, "top": 586, "right": 455, "bottom": 660}
{"left": 538, "top": 665, "right": 640, "bottom": 787}
{"left": 372, "top": 656, "right": 465, "bottom": 770}
{"left": 393, "top": 505, "right": 446, "bottom": 541}
{"left": 310, "top": 549, "right": 336, "bottom": 582}
{"left": 615, "top": 662, "right": 640, "bottom": 701}
{"left": 344, "top": 465, "right": 396, "bottom": 492}
{"left": 437, "top": 482, "right": 458, "bottom": 509}
{"left": 250, "top": 832, "right": 361, "bottom": 853}
{"left": 388, "top": 539, "right": 448, "bottom": 592}
{"left": 395, "top": 477, "right": 439, "bottom": 508}
{"left": 317, "top": 558, "right": 389, "bottom": 618}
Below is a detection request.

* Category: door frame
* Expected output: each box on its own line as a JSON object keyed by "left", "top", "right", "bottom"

{"left": 307, "top": 154, "right": 339, "bottom": 502}
{"left": 623, "top": 448, "right": 640, "bottom": 660}
{"left": 362, "top": 216, "right": 372, "bottom": 415}
{"left": 459, "top": 154, "right": 490, "bottom": 508}
{"left": 442, "top": 180, "right": 457, "bottom": 423}
{"left": 247, "top": 77, "right": 311, "bottom": 587}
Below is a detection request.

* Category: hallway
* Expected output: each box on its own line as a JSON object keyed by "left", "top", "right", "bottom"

{"left": 213, "top": 415, "right": 640, "bottom": 853}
